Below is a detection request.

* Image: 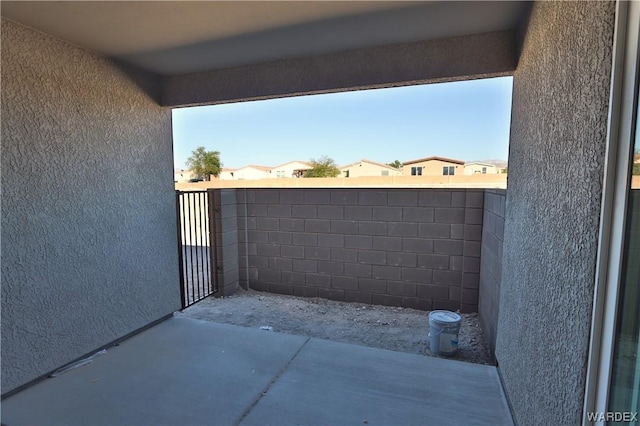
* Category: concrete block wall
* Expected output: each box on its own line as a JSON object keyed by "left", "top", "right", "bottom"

{"left": 214, "top": 189, "right": 240, "bottom": 296}
{"left": 236, "top": 188, "right": 484, "bottom": 312}
{"left": 478, "top": 189, "right": 505, "bottom": 359}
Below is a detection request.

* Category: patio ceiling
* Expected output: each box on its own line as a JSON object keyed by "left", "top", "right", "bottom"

{"left": 1, "top": 1, "right": 528, "bottom": 76}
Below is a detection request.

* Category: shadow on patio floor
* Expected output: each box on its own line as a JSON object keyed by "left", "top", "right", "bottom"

{"left": 2, "top": 316, "right": 512, "bottom": 426}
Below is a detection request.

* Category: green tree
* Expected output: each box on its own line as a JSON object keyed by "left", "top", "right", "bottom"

{"left": 387, "top": 160, "right": 403, "bottom": 169}
{"left": 633, "top": 163, "right": 640, "bottom": 175}
{"left": 304, "top": 156, "right": 341, "bottom": 178}
{"left": 186, "top": 147, "right": 222, "bottom": 181}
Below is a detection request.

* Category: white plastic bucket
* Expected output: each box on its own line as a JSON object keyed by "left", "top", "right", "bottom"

{"left": 429, "top": 310, "right": 462, "bottom": 356}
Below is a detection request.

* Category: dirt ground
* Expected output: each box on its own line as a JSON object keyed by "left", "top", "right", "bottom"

{"left": 177, "top": 289, "right": 493, "bottom": 365}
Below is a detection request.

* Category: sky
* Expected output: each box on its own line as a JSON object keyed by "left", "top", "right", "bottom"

{"left": 172, "top": 76, "right": 513, "bottom": 170}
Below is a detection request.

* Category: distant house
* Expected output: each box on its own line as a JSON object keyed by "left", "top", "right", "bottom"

{"left": 339, "top": 159, "right": 402, "bottom": 178}
{"left": 402, "top": 156, "right": 465, "bottom": 176}
{"left": 270, "top": 160, "right": 313, "bottom": 178}
{"left": 463, "top": 162, "right": 499, "bottom": 175}
{"left": 228, "top": 165, "right": 272, "bottom": 180}
{"left": 218, "top": 168, "right": 237, "bottom": 180}
{"left": 174, "top": 169, "right": 196, "bottom": 182}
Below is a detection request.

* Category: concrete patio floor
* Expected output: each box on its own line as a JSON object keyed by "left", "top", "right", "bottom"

{"left": 2, "top": 316, "right": 513, "bottom": 425}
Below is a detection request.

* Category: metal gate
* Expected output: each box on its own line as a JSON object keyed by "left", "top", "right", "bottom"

{"left": 175, "top": 189, "right": 219, "bottom": 308}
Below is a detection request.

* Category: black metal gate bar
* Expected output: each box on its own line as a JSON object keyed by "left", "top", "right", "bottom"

{"left": 176, "top": 190, "right": 218, "bottom": 309}
{"left": 194, "top": 192, "right": 201, "bottom": 300}
{"left": 184, "top": 192, "right": 191, "bottom": 304}
{"left": 187, "top": 193, "right": 198, "bottom": 303}
{"left": 185, "top": 192, "right": 193, "bottom": 305}
{"left": 192, "top": 192, "right": 201, "bottom": 302}
{"left": 175, "top": 191, "right": 186, "bottom": 308}
{"left": 199, "top": 191, "right": 208, "bottom": 298}
{"left": 203, "top": 191, "right": 212, "bottom": 295}
{"left": 199, "top": 191, "right": 207, "bottom": 298}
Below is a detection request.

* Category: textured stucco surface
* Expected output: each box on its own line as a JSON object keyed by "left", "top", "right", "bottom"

{"left": 163, "top": 31, "right": 515, "bottom": 107}
{"left": 1, "top": 20, "right": 180, "bottom": 393}
{"left": 496, "top": 2, "right": 615, "bottom": 424}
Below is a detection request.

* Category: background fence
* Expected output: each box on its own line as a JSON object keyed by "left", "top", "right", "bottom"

{"left": 234, "top": 188, "right": 484, "bottom": 312}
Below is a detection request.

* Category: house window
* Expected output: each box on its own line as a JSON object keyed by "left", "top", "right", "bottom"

{"left": 443, "top": 166, "right": 455, "bottom": 176}
{"left": 381, "top": 170, "right": 389, "bottom": 176}
{"left": 276, "top": 170, "right": 286, "bottom": 178}
{"left": 411, "top": 167, "right": 422, "bottom": 176}
{"left": 482, "top": 167, "right": 487, "bottom": 174}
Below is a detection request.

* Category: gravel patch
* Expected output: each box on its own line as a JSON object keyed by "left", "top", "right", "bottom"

{"left": 177, "top": 289, "right": 493, "bottom": 365}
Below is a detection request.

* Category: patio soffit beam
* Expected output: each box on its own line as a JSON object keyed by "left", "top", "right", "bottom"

{"left": 162, "top": 30, "right": 516, "bottom": 108}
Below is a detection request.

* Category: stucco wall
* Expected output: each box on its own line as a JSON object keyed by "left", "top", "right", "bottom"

{"left": 1, "top": 20, "right": 180, "bottom": 393}
{"left": 269, "top": 162, "right": 311, "bottom": 179}
{"left": 496, "top": 2, "right": 615, "bottom": 424}
{"left": 163, "top": 31, "right": 515, "bottom": 107}
{"left": 234, "top": 167, "right": 271, "bottom": 180}
{"left": 177, "top": 174, "right": 508, "bottom": 189}
{"left": 464, "top": 164, "right": 498, "bottom": 175}
{"left": 340, "top": 162, "right": 401, "bottom": 178}
{"left": 402, "top": 159, "right": 464, "bottom": 176}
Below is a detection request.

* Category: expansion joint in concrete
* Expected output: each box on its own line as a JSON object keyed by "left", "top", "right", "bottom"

{"left": 234, "top": 336, "right": 311, "bottom": 425}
